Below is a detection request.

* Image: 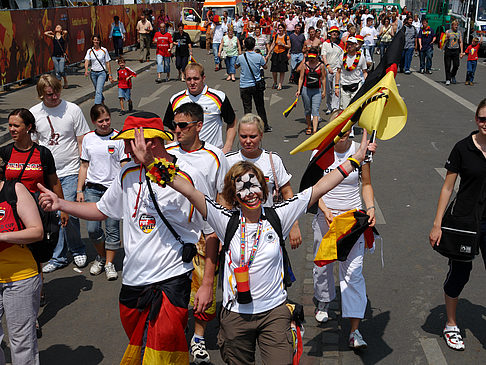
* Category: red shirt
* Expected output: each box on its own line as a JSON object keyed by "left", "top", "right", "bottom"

{"left": 153, "top": 31, "right": 173, "bottom": 57}
{"left": 465, "top": 44, "right": 480, "bottom": 61}
{"left": 117, "top": 67, "right": 136, "bottom": 89}
{"left": 260, "top": 18, "right": 272, "bottom": 35}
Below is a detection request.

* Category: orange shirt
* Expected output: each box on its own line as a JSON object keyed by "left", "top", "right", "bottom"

{"left": 274, "top": 34, "right": 288, "bottom": 54}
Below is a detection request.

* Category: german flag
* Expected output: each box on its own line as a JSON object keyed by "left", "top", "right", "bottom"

{"left": 439, "top": 32, "right": 447, "bottom": 49}
{"left": 283, "top": 97, "right": 299, "bottom": 118}
{"left": 334, "top": 2, "right": 343, "bottom": 12}
{"left": 293, "top": 28, "right": 407, "bottom": 205}
{"left": 189, "top": 55, "right": 197, "bottom": 64}
{"left": 314, "top": 209, "right": 378, "bottom": 267}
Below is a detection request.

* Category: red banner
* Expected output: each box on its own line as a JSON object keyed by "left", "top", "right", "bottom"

{"left": 0, "top": 2, "right": 201, "bottom": 85}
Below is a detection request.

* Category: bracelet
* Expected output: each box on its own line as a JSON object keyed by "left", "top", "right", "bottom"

{"left": 76, "top": 190, "right": 83, "bottom": 193}
{"left": 347, "top": 157, "right": 360, "bottom": 169}
{"left": 336, "top": 164, "right": 349, "bottom": 178}
{"left": 146, "top": 158, "right": 179, "bottom": 187}
{"left": 334, "top": 85, "right": 340, "bottom": 88}
{"left": 366, "top": 206, "right": 375, "bottom": 211}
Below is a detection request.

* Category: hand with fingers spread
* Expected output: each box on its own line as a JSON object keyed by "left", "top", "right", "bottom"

{"left": 131, "top": 127, "right": 155, "bottom": 168}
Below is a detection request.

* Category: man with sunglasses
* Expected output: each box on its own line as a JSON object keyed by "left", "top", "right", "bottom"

{"left": 166, "top": 102, "right": 229, "bottom": 364}
{"left": 163, "top": 62, "right": 237, "bottom": 154}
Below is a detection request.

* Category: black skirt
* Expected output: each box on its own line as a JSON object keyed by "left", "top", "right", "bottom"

{"left": 270, "top": 52, "right": 289, "bottom": 72}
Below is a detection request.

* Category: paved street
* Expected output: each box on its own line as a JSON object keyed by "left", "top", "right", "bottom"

{"left": 1, "top": 45, "right": 485, "bottom": 364}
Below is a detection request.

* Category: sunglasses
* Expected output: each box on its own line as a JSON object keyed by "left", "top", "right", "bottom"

{"left": 477, "top": 116, "right": 486, "bottom": 123}
{"left": 170, "top": 120, "right": 199, "bottom": 129}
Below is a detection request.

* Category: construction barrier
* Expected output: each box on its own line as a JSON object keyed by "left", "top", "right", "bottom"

{"left": 0, "top": 2, "right": 201, "bottom": 85}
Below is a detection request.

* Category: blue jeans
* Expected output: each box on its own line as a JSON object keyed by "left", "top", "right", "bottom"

{"left": 401, "top": 48, "right": 414, "bottom": 72}
{"left": 212, "top": 42, "right": 221, "bottom": 65}
{"left": 363, "top": 45, "right": 375, "bottom": 61}
{"left": 84, "top": 187, "right": 121, "bottom": 251}
{"left": 225, "top": 55, "right": 237, "bottom": 74}
{"left": 466, "top": 60, "right": 477, "bottom": 82}
{"left": 379, "top": 42, "right": 391, "bottom": 62}
{"left": 49, "top": 174, "right": 85, "bottom": 267}
{"left": 302, "top": 86, "right": 322, "bottom": 117}
{"left": 419, "top": 48, "right": 433, "bottom": 71}
{"left": 156, "top": 54, "right": 170, "bottom": 73}
{"left": 290, "top": 53, "right": 304, "bottom": 71}
{"left": 52, "top": 56, "right": 66, "bottom": 79}
{"left": 90, "top": 70, "right": 107, "bottom": 105}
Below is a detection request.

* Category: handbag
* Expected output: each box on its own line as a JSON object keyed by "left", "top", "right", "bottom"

{"left": 434, "top": 198, "right": 481, "bottom": 261}
{"left": 269, "top": 152, "right": 284, "bottom": 203}
{"left": 145, "top": 176, "right": 197, "bottom": 263}
{"left": 244, "top": 53, "right": 265, "bottom": 91}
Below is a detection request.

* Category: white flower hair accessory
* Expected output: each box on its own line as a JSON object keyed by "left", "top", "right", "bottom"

{"left": 235, "top": 172, "right": 262, "bottom": 199}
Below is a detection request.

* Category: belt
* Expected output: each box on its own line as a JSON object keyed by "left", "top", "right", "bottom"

{"left": 86, "top": 182, "right": 108, "bottom": 191}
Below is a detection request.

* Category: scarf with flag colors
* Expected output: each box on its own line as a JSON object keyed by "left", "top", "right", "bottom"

{"left": 314, "top": 209, "right": 378, "bottom": 267}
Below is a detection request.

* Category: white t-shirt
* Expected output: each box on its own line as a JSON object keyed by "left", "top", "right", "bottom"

{"left": 97, "top": 160, "right": 209, "bottom": 286}
{"left": 311, "top": 141, "right": 362, "bottom": 212}
{"left": 212, "top": 24, "right": 224, "bottom": 43}
{"left": 205, "top": 188, "right": 312, "bottom": 314}
{"left": 360, "top": 26, "right": 378, "bottom": 46}
{"left": 81, "top": 129, "right": 129, "bottom": 188}
{"left": 85, "top": 47, "right": 111, "bottom": 72}
{"left": 30, "top": 100, "right": 90, "bottom": 178}
{"left": 339, "top": 51, "right": 367, "bottom": 85}
{"left": 226, "top": 149, "right": 292, "bottom": 207}
{"left": 321, "top": 40, "right": 345, "bottom": 70}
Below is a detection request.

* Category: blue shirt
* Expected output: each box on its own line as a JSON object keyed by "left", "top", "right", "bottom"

{"left": 236, "top": 51, "right": 266, "bottom": 88}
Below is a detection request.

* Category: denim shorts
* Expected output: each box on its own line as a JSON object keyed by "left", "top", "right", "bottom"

{"left": 157, "top": 54, "right": 171, "bottom": 73}
{"left": 118, "top": 88, "right": 131, "bottom": 101}
{"left": 302, "top": 86, "right": 322, "bottom": 117}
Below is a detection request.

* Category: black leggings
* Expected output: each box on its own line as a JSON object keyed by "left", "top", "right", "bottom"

{"left": 444, "top": 48, "right": 460, "bottom": 81}
{"left": 443, "top": 221, "right": 486, "bottom": 298}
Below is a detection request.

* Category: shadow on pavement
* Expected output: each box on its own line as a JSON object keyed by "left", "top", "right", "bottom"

{"left": 421, "top": 298, "right": 486, "bottom": 350}
{"left": 339, "top": 298, "right": 392, "bottom": 364}
{"left": 40, "top": 344, "right": 103, "bottom": 364}
{"left": 38, "top": 275, "right": 93, "bottom": 327}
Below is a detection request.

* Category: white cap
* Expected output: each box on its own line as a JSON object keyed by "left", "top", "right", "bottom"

{"left": 347, "top": 37, "right": 358, "bottom": 44}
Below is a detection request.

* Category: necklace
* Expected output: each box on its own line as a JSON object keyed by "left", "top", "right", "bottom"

{"left": 239, "top": 211, "right": 263, "bottom": 268}
{"left": 343, "top": 51, "right": 361, "bottom": 71}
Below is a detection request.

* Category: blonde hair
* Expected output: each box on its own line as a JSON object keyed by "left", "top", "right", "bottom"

{"left": 238, "top": 113, "right": 265, "bottom": 135}
{"left": 472, "top": 36, "right": 479, "bottom": 42}
{"left": 184, "top": 62, "right": 205, "bottom": 77}
{"left": 222, "top": 161, "right": 268, "bottom": 207}
{"left": 36, "top": 74, "right": 61, "bottom": 99}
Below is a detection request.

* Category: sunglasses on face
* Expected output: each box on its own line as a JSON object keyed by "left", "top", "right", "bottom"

{"left": 170, "top": 120, "right": 199, "bottom": 129}
{"left": 477, "top": 116, "right": 486, "bottom": 123}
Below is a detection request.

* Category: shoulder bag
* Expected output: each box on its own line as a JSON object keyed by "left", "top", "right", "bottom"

{"left": 244, "top": 53, "right": 265, "bottom": 91}
{"left": 145, "top": 176, "right": 197, "bottom": 263}
{"left": 91, "top": 48, "right": 109, "bottom": 77}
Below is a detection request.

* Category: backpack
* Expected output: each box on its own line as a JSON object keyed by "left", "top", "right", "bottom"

{"left": 5, "top": 180, "right": 60, "bottom": 264}
{"left": 305, "top": 61, "right": 322, "bottom": 89}
{"left": 221, "top": 207, "right": 296, "bottom": 289}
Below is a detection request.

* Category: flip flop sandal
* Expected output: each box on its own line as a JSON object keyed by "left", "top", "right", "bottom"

{"left": 306, "top": 127, "right": 312, "bottom": 135}
{"left": 443, "top": 328, "right": 465, "bottom": 351}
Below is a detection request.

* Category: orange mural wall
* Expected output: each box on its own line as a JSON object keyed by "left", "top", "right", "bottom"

{"left": 0, "top": 2, "right": 202, "bottom": 85}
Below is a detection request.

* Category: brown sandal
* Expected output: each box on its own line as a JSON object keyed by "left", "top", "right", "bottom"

{"left": 305, "top": 127, "right": 312, "bottom": 135}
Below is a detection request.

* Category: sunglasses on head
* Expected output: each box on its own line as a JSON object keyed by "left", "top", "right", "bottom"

{"left": 170, "top": 120, "right": 199, "bottom": 129}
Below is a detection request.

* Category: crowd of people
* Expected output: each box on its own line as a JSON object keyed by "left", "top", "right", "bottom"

{"left": 0, "top": 1, "right": 484, "bottom": 365}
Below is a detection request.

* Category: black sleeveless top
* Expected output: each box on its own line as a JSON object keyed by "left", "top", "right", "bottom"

{"left": 52, "top": 36, "right": 66, "bottom": 57}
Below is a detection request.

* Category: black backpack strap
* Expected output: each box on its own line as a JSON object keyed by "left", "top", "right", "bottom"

{"left": 4, "top": 180, "right": 22, "bottom": 230}
{"left": 264, "top": 207, "right": 296, "bottom": 288}
{"left": 220, "top": 210, "right": 240, "bottom": 285}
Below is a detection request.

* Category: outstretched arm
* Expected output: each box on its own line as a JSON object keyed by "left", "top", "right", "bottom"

{"left": 308, "top": 130, "right": 369, "bottom": 208}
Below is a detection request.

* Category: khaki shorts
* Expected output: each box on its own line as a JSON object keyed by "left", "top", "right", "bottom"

{"left": 218, "top": 303, "right": 293, "bottom": 365}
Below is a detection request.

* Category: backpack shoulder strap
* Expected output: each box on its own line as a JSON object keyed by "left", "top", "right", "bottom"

{"left": 263, "top": 207, "right": 284, "bottom": 246}
{"left": 4, "top": 180, "right": 22, "bottom": 230}
{"left": 223, "top": 210, "right": 240, "bottom": 252}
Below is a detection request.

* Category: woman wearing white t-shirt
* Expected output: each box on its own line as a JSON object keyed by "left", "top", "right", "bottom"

{"left": 136, "top": 128, "right": 372, "bottom": 364}
{"left": 84, "top": 35, "right": 112, "bottom": 105}
{"left": 76, "top": 105, "right": 129, "bottom": 280}
{"left": 226, "top": 114, "right": 302, "bottom": 248}
{"left": 312, "top": 111, "right": 376, "bottom": 350}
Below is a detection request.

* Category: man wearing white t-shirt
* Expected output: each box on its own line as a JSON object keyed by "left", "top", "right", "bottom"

{"left": 166, "top": 102, "right": 229, "bottom": 365}
{"left": 30, "top": 74, "right": 91, "bottom": 272}
{"left": 36, "top": 112, "right": 218, "bottom": 363}
{"left": 163, "top": 62, "right": 237, "bottom": 153}
{"left": 335, "top": 37, "right": 368, "bottom": 109}
{"left": 360, "top": 17, "right": 378, "bottom": 68}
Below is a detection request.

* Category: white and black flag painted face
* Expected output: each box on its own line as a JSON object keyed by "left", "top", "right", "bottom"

{"left": 235, "top": 172, "right": 262, "bottom": 199}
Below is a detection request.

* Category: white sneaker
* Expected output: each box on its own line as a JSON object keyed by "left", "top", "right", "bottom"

{"left": 104, "top": 262, "right": 118, "bottom": 281}
{"left": 315, "top": 302, "right": 329, "bottom": 323}
{"left": 443, "top": 326, "right": 465, "bottom": 351}
{"left": 445, "top": 80, "right": 451, "bottom": 86}
{"left": 190, "top": 337, "right": 210, "bottom": 364}
{"left": 349, "top": 329, "right": 367, "bottom": 350}
{"left": 73, "top": 254, "right": 88, "bottom": 268}
{"left": 90, "top": 257, "right": 105, "bottom": 275}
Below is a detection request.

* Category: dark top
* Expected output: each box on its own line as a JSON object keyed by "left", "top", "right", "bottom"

{"left": 418, "top": 26, "right": 435, "bottom": 51}
{"left": 445, "top": 131, "right": 486, "bottom": 219}
{"left": 289, "top": 32, "right": 305, "bottom": 54}
{"left": 0, "top": 143, "right": 56, "bottom": 193}
{"left": 52, "top": 36, "right": 66, "bottom": 57}
{"left": 173, "top": 31, "right": 192, "bottom": 57}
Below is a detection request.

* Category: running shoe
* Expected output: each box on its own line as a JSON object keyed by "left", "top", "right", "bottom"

{"left": 451, "top": 77, "right": 457, "bottom": 84}
{"left": 73, "top": 254, "right": 88, "bottom": 268}
{"left": 349, "top": 329, "right": 367, "bottom": 350}
{"left": 315, "top": 302, "right": 329, "bottom": 323}
{"left": 443, "top": 326, "right": 465, "bottom": 351}
{"left": 42, "top": 262, "right": 67, "bottom": 273}
{"left": 445, "top": 80, "right": 451, "bottom": 86}
{"left": 105, "top": 262, "right": 118, "bottom": 281}
{"left": 190, "top": 337, "right": 210, "bottom": 364}
{"left": 90, "top": 256, "right": 105, "bottom": 276}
